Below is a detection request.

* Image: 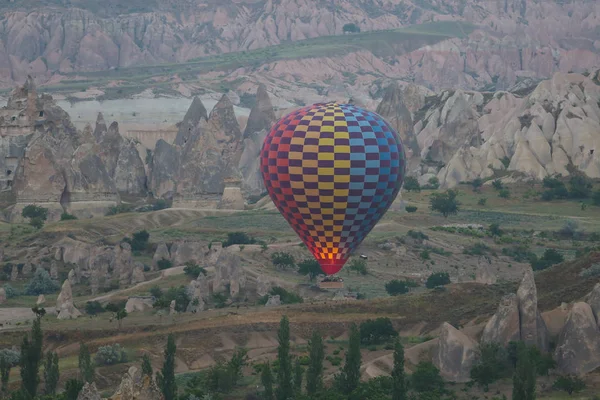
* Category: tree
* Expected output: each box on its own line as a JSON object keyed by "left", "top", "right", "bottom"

{"left": 392, "top": 339, "right": 407, "bottom": 400}
{"left": 470, "top": 342, "right": 508, "bottom": 390}
{"left": 306, "top": 331, "right": 324, "bottom": 396}
{"left": 426, "top": 177, "right": 440, "bottom": 190}
{"left": 63, "top": 378, "right": 84, "bottom": 400}
{"left": 126, "top": 230, "right": 150, "bottom": 251}
{"left": 338, "top": 323, "right": 361, "bottom": 395}
{"left": 499, "top": 188, "right": 511, "bottom": 199}
{"left": 115, "top": 308, "right": 128, "bottom": 330}
{"left": 492, "top": 179, "right": 504, "bottom": 190}
{"left": 271, "top": 252, "right": 296, "bottom": 269}
{"left": 343, "top": 23, "right": 360, "bottom": 33}
{"left": 22, "top": 205, "right": 48, "bottom": 229}
{"left": 261, "top": 363, "right": 274, "bottom": 400}
{"left": 553, "top": 375, "right": 586, "bottom": 395}
{"left": 348, "top": 258, "right": 368, "bottom": 275}
{"left": 142, "top": 353, "right": 153, "bottom": 379}
{"left": 593, "top": 190, "right": 600, "bottom": 206}
{"left": 530, "top": 248, "right": 564, "bottom": 271}
{"left": 472, "top": 178, "right": 483, "bottom": 192}
{"left": 25, "top": 267, "right": 59, "bottom": 295}
{"left": 276, "top": 316, "right": 293, "bottom": 400}
{"left": 0, "top": 349, "right": 19, "bottom": 394}
{"left": 78, "top": 343, "right": 94, "bottom": 383}
{"left": 359, "top": 318, "right": 398, "bottom": 345}
{"left": 489, "top": 223, "right": 503, "bottom": 237}
{"left": 85, "top": 301, "right": 105, "bottom": 315}
{"left": 512, "top": 343, "right": 536, "bottom": 400}
{"left": 158, "top": 334, "right": 177, "bottom": 400}
{"left": 403, "top": 177, "right": 420, "bottom": 192}
{"left": 20, "top": 316, "right": 43, "bottom": 398}
{"left": 568, "top": 174, "right": 593, "bottom": 199}
{"left": 411, "top": 361, "right": 444, "bottom": 393}
{"left": 429, "top": 190, "right": 460, "bottom": 217}
{"left": 385, "top": 280, "right": 410, "bottom": 296}
{"left": 294, "top": 358, "right": 303, "bottom": 395}
{"left": 297, "top": 259, "right": 323, "bottom": 280}
{"left": 44, "top": 351, "right": 59, "bottom": 395}
{"left": 425, "top": 272, "right": 451, "bottom": 289}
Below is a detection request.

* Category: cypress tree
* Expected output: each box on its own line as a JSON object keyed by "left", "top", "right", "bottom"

{"left": 392, "top": 338, "right": 407, "bottom": 400}
{"left": 0, "top": 355, "right": 11, "bottom": 394}
{"left": 276, "top": 315, "right": 293, "bottom": 400}
{"left": 78, "top": 343, "right": 94, "bottom": 383}
{"left": 44, "top": 351, "right": 60, "bottom": 395}
{"left": 20, "top": 317, "right": 43, "bottom": 397}
{"left": 294, "top": 358, "right": 303, "bottom": 395}
{"left": 157, "top": 334, "right": 177, "bottom": 400}
{"left": 305, "top": 330, "right": 324, "bottom": 395}
{"left": 141, "top": 353, "right": 153, "bottom": 379}
{"left": 512, "top": 343, "right": 536, "bottom": 400}
{"left": 339, "top": 323, "right": 361, "bottom": 395}
{"left": 261, "top": 362, "right": 274, "bottom": 400}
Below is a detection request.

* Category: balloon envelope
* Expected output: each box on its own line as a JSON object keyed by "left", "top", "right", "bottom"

{"left": 261, "top": 103, "right": 406, "bottom": 275}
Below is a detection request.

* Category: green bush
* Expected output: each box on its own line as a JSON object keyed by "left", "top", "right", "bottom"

{"left": 183, "top": 262, "right": 206, "bottom": 277}
{"left": 258, "top": 287, "right": 303, "bottom": 305}
{"left": 2, "top": 283, "right": 18, "bottom": 298}
{"left": 94, "top": 344, "right": 127, "bottom": 365}
{"left": 385, "top": 280, "right": 410, "bottom": 296}
{"left": 348, "top": 258, "right": 368, "bottom": 275}
{"left": 223, "top": 232, "right": 256, "bottom": 247}
{"left": 499, "top": 189, "right": 511, "bottom": 199}
{"left": 553, "top": 375, "right": 586, "bottom": 395}
{"left": 530, "top": 248, "right": 564, "bottom": 271}
{"left": 412, "top": 361, "right": 444, "bottom": 393}
{"left": 326, "top": 355, "right": 342, "bottom": 366}
{"left": 478, "top": 198, "right": 487, "bottom": 206}
{"left": 420, "top": 250, "right": 430, "bottom": 260}
{"left": 271, "top": 252, "right": 296, "bottom": 269}
{"left": 405, "top": 206, "right": 418, "bottom": 213}
{"left": 463, "top": 243, "right": 492, "bottom": 256}
{"left": 25, "top": 267, "right": 59, "bottom": 295}
{"left": 22, "top": 205, "right": 49, "bottom": 229}
{"left": 297, "top": 259, "right": 322, "bottom": 280}
{"left": 60, "top": 212, "right": 78, "bottom": 221}
{"left": 425, "top": 272, "right": 450, "bottom": 289}
{"left": 85, "top": 301, "right": 105, "bottom": 315}
{"left": 0, "top": 348, "right": 20, "bottom": 367}
{"left": 157, "top": 258, "right": 173, "bottom": 271}
{"left": 123, "top": 230, "right": 150, "bottom": 252}
{"left": 470, "top": 343, "right": 509, "bottom": 389}
{"left": 359, "top": 317, "right": 398, "bottom": 345}
{"left": 492, "top": 179, "right": 504, "bottom": 190}
{"left": 106, "top": 204, "right": 134, "bottom": 216}
{"left": 429, "top": 189, "right": 460, "bottom": 217}
{"left": 407, "top": 230, "right": 429, "bottom": 240}
{"left": 403, "top": 176, "right": 421, "bottom": 192}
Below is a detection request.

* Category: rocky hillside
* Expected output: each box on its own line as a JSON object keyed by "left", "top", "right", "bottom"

{"left": 1, "top": 0, "right": 599, "bottom": 94}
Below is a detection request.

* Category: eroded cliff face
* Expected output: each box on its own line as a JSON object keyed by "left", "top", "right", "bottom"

{"left": 1, "top": 0, "right": 599, "bottom": 93}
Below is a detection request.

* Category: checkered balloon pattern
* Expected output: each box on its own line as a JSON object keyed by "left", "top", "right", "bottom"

{"left": 261, "top": 103, "right": 406, "bottom": 275}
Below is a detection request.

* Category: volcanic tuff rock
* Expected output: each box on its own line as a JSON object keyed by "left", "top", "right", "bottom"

{"left": 108, "top": 366, "right": 162, "bottom": 400}
{"left": 239, "top": 84, "right": 277, "bottom": 196}
{"left": 213, "top": 250, "right": 246, "bottom": 296}
{"left": 481, "top": 268, "right": 549, "bottom": 351}
{"left": 125, "top": 297, "right": 155, "bottom": 313}
{"left": 56, "top": 279, "right": 82, "bottom": 320}
{"left": 585, "top": 283, "right": 600, "bottom": 326}
{"left": 434, "top": 322, "right": 478, "bottom": 383}
{"left": 0, "top": 288, "right": 6, "bottom": 304}
{"left": 77, "top": 382, "right": 101, "bottom": 400}
{"left": 554, "top": 302, "right": 600, "bottom": 375}
{"left": 1, "top": 0, "right": 599, "bottom": 96}
{"left": 170, "top": 241, "right": 207, "bottom": 267}
{"left": 152, "top": 243, "right": 171, "bottom": 271}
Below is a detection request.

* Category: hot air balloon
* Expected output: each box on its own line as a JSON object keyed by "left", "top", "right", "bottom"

{"left": 261, "top": 102, "right": 406, "bottom": 278}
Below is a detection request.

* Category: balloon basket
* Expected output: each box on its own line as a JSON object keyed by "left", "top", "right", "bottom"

{"left": 318, "top": 276, "right": 344, "bottom": 290}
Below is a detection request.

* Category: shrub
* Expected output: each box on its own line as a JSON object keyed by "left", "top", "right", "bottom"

{"left": 342, "top": 23, "right": 360, "bottom": 33}
{"left": 424, "top": 177, "right": 440, "bottom": 190}
{"left": 347, "top": 258, "right": 368, "bottom": 275}
{"left": 2, "top": 283, "right": 18, "bottom": 299}
{"left": 499, "top": 189, "right": 511, "bottom": 199}
{"left": 472, "top": 178, "right": 483, "bottom": 191}
{"left": 559, "top": 219, "right": 580, "bottom": 239}
{"left": 0, "top": 348, "right": 20, "bottom": 367}
{"left": 25, "top": 267, "right": 59, "bottom": 295}
{"left": 22, "top": 205, "right": 48, "bottom": 229}
{"left": 407, "top": 230, "right": 429, "bottom": 240}
{"left": 94, "top": 344, "right": 128, "bottom": 366}
{"left": 385, "top": 280, "right": 410, "bottom": 296}
{"left": 425, "top": 272, "right": 450, "bottom": 289}
{"left": 530, "top": 248, "right": 564, "bottom": 271}
{"left": 105, "top": 300, "right": 127, "bottom": 313}
{"left": 463, "top": 243, "right": 491, "bottom": 256}
{"left": 553, "top": 375, "right": 586, "bottom": 395}
{"left": 271, "top": 252, "right": 295, "bottom": 269}
{"left": 85, "top": 301, "right": 105, "bottom": 315}
{"left": 478, "top": 197, "right": 487, "bottom": 206}
{"left": 183, "top": 262, "right": 206, "bottom": 277}
{"left": 579, "top": 263, "right": 600, "bottom": 278}
{"left": 359, "top": 318, "right": 398, "bottom": 345}
{"left": 297, "top": 259, "right": 322, "bottom": 280}
{"left": 258, "top": 287, "right": 303, "bottom": 305}
{"left": 429, "top": 190, "right": 460, "bottom": 217}
{"left": 60, "top": 212, "right": 78, "bottom": 221}
{"left": 593, "top": 190, "right": 600, "bottom": 206}
{"left": 502, "top": 244, "right": 535, "bottom": 262}
{"left": 420, "top": 250, "right": 430, "bottom": 260}
{"left": 412, "top": 361, "right": 444, "bottom": 393}
{"left": 149, "top": 286, "right": 163, "bottom": 299}
{"left": 106, "top": 204, "right": 134, "bottom": 216}
{"left": 492, "top": 179, "right": 504, "bottom": 190}
{"left": 470, "top": 343, "right": 509, "bottom": 389}
{"left": 157, "top": 258, "right": 173, "bottom": 271}
{"left": 124, "top": 230, "right": 150, "bottom": 252}
{"left": 403, "top": 176, "right": 421, "bottom": 192}
{"left": 489, "top": 223, "right": 503, "bottom": 237}
{"left": 223, "top": 232, "right": 256, "bottom": 247}
{"left": 326, "top": 355, "right": 342, "bottom": 366}
{"left": 405, "top": 206, "right": 418, "bottom": 213}
{"left": 569, "top": 174, "right": 593, "bottom": 199}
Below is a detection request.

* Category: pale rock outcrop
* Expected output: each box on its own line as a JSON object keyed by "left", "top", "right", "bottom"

{"left": 256, "top": 274, "right": 273, "bottom": 297}
{"left": 152, "top": 243, "right": 170, "bottom": 270}
{"left": 36, "top": 294, "right": 45, "bottom": 305}
{"left": 56, "top": 280, "right": 82, "bottom": 320}
{"left": 67, "top": 269, "right": 78, "bottom": 285}
{"left": 475, "top": 257, "right": 497, "bottom": 285}
{"left": 186, "top": 273, "right": 209, "bottom": 312}
{"left": 213, "top": 251, "right": 246, "bottom": 296}
{"left": 434, "top": 322, "right": 478, "bottom": 383}
{"left": 125, "top": 296, "right": 154, "bottom": 313}
{"left": 585, "top": 283, "right": 600, "bottom": 326}
{"left": 554, "top": 302, "right": 600, "bottom": 374}
{"left": 77, "top": 382, "right": 101, "bottom": 400}
{"left": 481, "top": 269, "right": 549, "bottom": 351}
{"left": 130, "top": 262, "right": 146, "bottom": 285}
{"left": 10, "top": 265, "right": 18, "bottom": 281}
{"left": 0, "top": 288, "right": 6, "bottom": 304}
{"left": 265, "top": 295, "right": 281, "bottom": 307}
{"left": 170, "top": 241, "right": 206, "bottom": 267}
{"left": 207, "top": 242, "right": 223, "bottom": 267}
{"left": 169, "top": 300, "right": 176, "bottom": 315}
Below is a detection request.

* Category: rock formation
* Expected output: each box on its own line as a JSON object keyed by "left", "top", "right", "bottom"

{"left": 107, "top": 366, "right": 162, "bottom": 400}
{"left": 585, "top": 283, "right": 600, "bottom": 326}
{"left": 152, "top": 243, "right": 170, "bottom": 270}
{"left": 67, "top": 269, "right": 78, "bottom": 285}
{"left": 475, "top": 257, "right": 497, "bottom": 285}
{"left": 239, "top": 84, "right": 277, "bottom": 196}
{"left": 213, "top": 251, "right": 246, "bottom": 296}
{"left": 56, "top": 280, "right": 82, "bottom": 320}
{"left": 554, "top": 302, "right": 600, "bottom": 375}
{"left": 434, "top": 322, "right": 478, "bottom": 383}
{"left": 186, "top": 273, "right": 209, "bottom": 312}
{"left": 256, "top": 274, "right": 273, "bottom": 297}
{"left": 125, "top": 296, "right": 155, "bottom": 313}
{"left": 36, "top": 294, "right": 45, "bottom": 305}
{"left": 481, "top": 268, "right": 549, "bottom": 351}
{"left": 77, "top": 382, "right": 101, "bottom": 400}
{"left": 170, "top": 241, "right": 206, "bottom": 267}
{"left": 10, "top": 265, "right": 17, "bottom": 281}
{"left": 265, "top": 295, "right": 281, "bottom": 307}
{"left": 0, "top": 288, "right": 6, "bottom": 304}
{"left": 169, "top": 300, "right": 176, "bottom": 315}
